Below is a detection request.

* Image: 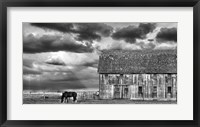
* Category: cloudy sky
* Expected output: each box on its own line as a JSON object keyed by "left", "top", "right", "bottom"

{"left": 23, "top": 22, "right": 177, "bottom": 91}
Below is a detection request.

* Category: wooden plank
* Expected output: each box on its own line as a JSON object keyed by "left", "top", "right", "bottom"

{"left": 157, "top": 74, "right": 160, "bottom": 99}
{"left": 136, "top": 74, "right": 138, "bottom": 98}
{"left": 147, "top": 74, "right": 149, "bottom": 98}
{"left": 161, "top": 74, "right": 165, "bottom": 99}
{"left": 145, "top": 74, "right": 147, "bottom": 99}
{"left": 172, "top": 74, "right": 177, "bottom": 100}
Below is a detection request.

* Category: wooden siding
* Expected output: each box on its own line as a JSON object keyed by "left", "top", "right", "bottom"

{"left": 99, "top": 74, "right": 177, "bottom": 100}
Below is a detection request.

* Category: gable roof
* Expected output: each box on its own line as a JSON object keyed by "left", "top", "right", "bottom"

{"left": 98, "top": 49, "right": 177, "bottom": 74}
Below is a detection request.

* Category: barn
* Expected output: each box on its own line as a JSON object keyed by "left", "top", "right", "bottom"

{"left": 98, "top": 49, "right": 177, "bottom": 101}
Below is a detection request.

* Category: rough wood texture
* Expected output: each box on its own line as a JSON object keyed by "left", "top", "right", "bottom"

{"left": 99, "top": 74, "right": 177, "bottom": 100}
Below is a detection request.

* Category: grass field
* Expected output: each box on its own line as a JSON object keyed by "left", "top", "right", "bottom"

{"left": 23, "top": 93, "right": 177, "bottom": 104}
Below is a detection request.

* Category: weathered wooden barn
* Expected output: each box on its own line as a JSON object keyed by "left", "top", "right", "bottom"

{"left": 98, "top": 50, "right": 177, "bottom": 101}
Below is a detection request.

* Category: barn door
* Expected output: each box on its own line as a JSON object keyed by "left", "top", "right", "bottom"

{"left": 114, "top": 85, "right": 130, "bottom": 99}
{"left": 114, "top": 85, "right": 121, "bottom": 99}
{"left": 122, "top": 85, "right": 129, "bottom": 98}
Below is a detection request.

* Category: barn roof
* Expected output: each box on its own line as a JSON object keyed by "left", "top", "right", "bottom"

{"left": 98, "top": 49, "right": 177, "bottom": 74}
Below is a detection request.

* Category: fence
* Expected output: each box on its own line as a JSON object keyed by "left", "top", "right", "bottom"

{"left": 77, "top": 91, "right": 99, "bottom": 100}
{"left": 23, "top": 90, "right": 100, "bottom": 101}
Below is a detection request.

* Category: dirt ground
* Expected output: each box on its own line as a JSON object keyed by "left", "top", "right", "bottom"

{"left": 23, "top": 94, "right": 177, "bottom": 104}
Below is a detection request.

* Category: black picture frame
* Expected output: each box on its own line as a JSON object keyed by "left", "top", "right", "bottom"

{"left": 0, "top": 0, "right": 199, "bottom": 127}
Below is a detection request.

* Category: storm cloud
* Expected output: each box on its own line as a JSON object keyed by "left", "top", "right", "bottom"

{"left": 23, "top": 66, "right": 42, "bottom": 75}
{"left": 45, "top": 57, "right": 66, "bottom": 66}
{"left": 23, "top": 34, "right": 94, "bottom": 53}
{"left": 31, "top": 23, "right": 113, "bottom": 42}
{"left": 156, "top": 27, "right": 177, "bottom": 42}
{"left": 112, "top": 23, "right": 156, "bottom": 43}
{"left": 31, "top": 23, "right": 74, "bottom": 33}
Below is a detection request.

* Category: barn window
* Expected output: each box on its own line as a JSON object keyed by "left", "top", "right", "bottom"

{"left": 153, "top": 86, "right": 157, "bottom": 93}
{"left": 167, "top": 86, "right": 172, "bottom": 98}
{"left": 116, "top": 75, "right": 120, "bottom": 84}
{"left": 167, "top": 86, "right": 172, "bottom": 94}
{"left": 138, "top": 86, "right": 143, "bottom": 93}
{"left": 138, "top": 86, "right": 143, "bottom": 97}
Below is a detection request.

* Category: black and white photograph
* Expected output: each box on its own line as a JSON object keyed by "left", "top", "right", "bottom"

{"left": 23, "top": 22, "right": 177, "bottom": 104}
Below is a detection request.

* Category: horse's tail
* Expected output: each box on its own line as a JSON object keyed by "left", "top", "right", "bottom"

{"left": 61, "top": 93, "right": 65, "bottom": 103}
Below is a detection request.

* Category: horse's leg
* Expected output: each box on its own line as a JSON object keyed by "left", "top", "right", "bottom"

{"left": 64, "top": 97, "right": 66, "bottom": 103}
{"left": 73, "top": 95, "right": 78, "bottom": 103}
{"left": 66, "top": 97, "right": 68, "bottom": 103}
{"left": 61, "top": 95, "right": 64, "bottom": 103}
{"left": 73, "top": 97, "right": 76, "bottom": 103}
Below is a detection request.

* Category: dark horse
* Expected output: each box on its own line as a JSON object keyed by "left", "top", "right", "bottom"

{"left": 61, "top": 91, "right": 77, "bottom": 103}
